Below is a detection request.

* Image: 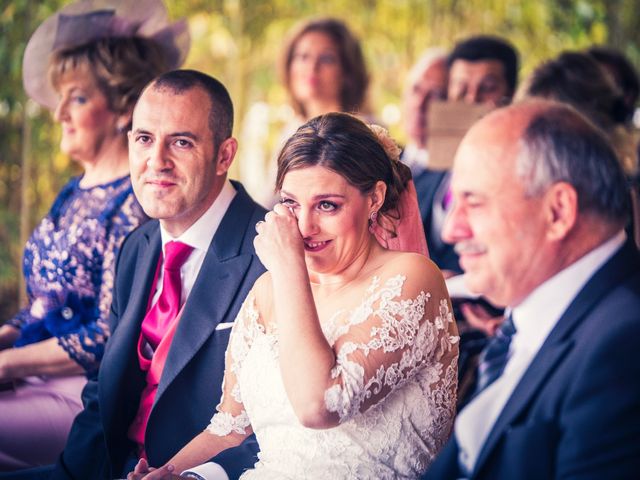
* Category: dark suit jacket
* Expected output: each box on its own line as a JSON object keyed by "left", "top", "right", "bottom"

{"left": 52, "top": 182, "right": 266, "bottom": 480}
{"left": 412, "top": 166, "right": 461, "bottom": 274}
{"left": 424, "top": 240, "right": 640, "bottom": 480}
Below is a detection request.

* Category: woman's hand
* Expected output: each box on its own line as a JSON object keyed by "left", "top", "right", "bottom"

{"left": 126, "top": 459, "right": 186, "bottom": 479}
{"left": 253, "top": 203, "right": 305, "bottom": 274}
{"left": 0, "top": 350, "right": 13, "bottom": 382}
{"left": 0, "top": 337, "right": 84, "bottom": 381}
{"left": 127, "top": 458, "right": 155, "bottom": 479}
{"left": 0, "top": 324, "right": 20, "bottom": 351}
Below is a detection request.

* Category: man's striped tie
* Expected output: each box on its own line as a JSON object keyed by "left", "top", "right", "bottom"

{"left": 474, "top": 314, "right": 517, "bottom": 394}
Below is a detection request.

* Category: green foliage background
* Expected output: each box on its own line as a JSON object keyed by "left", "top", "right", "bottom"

{"left": 1, "top": 0, "right": 639, "bottom": 320}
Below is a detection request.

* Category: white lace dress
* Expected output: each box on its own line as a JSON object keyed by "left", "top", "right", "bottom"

{"left": 207, "top": 274, "right": 459, "bottom": 479}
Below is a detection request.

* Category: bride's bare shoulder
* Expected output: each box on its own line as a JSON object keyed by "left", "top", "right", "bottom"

{"left": 378, "top": 250, "right": 440, "bottom": 276}
{"left": 377, "top": 251, "right": 447, "bottom": 294}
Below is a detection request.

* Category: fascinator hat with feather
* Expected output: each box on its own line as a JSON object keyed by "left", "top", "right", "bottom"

{"left": 22, "top": 0, "right": 190, "bottom": 110}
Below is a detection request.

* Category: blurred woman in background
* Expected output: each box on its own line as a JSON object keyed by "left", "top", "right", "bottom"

{"left": 252, "top": 17, "right": 372, "bottom": 207}
{"left": 0, "top": 0, "right": 188, "bottom": 470}
{"left": 282, "top": 17, "right": 370, "bottom": 121}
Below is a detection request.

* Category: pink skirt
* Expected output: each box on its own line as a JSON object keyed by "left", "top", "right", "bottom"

{"left": 0, "top": 374, "right": 86, "bottom": 471}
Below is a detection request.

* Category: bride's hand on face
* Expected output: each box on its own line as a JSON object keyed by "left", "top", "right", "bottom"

{"left": 254, "top": 203, "right": 305, "bottom": 273}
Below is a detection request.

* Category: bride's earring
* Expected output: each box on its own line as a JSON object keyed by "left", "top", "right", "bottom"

{"left": 368, "top": 210, "right": 378, "bottom": 234}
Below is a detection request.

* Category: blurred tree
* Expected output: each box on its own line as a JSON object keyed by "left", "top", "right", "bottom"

{"left": 1, "top": 0, "right": 639, "bottom": 321}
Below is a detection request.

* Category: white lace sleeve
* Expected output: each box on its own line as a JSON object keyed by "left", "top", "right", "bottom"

{"left": 206, "top": 293, "right": 261, "bottom": 437}
{"left": 324, "top": 274, "right": 459, "bottom": 423}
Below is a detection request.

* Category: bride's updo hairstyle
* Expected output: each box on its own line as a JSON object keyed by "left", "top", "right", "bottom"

{"left": 275, "top": 112, "right": 411, "bottom": 235}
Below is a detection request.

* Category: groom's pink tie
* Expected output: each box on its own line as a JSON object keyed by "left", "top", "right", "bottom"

{"left": 141, "top": 240, "right": 194, "bottom": 350}
{"left": 129, "top": 240, "right": 194, "bottom": 455}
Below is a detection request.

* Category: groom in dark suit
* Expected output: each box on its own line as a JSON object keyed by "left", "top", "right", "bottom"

{"left": 50, "top": 70, "right": 266, "bottom": 479}
{"left": 425, "top": 99, "right": 640, "bottom": 479}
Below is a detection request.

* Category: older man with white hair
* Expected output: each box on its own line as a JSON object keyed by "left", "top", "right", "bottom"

{"left": 424, "top": 99, "right": 640, "bottom": 479}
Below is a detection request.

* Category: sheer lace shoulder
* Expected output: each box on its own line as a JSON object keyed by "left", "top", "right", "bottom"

{"left": 199, "top": 261, "right": 459, "bottom": 478}
{"left": 206, "top": 292, "right": 262, "bottom": 437}
{"left": 323, "top": 270, "right": 459, "bottom": 424}
{"left": 230, "top": 262, "right": 459, "bottom": 478}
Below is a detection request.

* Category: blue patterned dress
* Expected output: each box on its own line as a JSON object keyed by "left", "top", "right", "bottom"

{"left": 7, "top": 175, "right": 147, "bottom": 375}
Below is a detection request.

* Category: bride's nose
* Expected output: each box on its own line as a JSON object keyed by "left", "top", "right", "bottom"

{"left": 297, "top": 209, "right": 320, "bottom": 237}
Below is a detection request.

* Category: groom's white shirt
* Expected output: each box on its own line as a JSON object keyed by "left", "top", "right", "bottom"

{"left": 153, "top": 179, "right": 236, "bottom": 306}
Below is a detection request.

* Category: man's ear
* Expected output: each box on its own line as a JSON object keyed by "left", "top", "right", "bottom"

{"left": 544, "top": 182, "right": 578, "bottom": 241}
{"left": 215, "top": 137, "right": 238, "bottom": 175}
{"left": 116, "top": 108, "right": 133, "bottom": 134}
{"left": 369, "top": 180, "right": 387, "bottom": 212}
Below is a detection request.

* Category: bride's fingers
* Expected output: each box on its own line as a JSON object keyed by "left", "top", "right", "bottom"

{"left": 127, "top": 472, "right": 149, "bottom": 480}
{"left": 141, "top": 463, "right": 175, "bottom": 479}
{"left": 133, "top": 458, "right": 147, "bottom": 471}
{"left": 127, "top": 458, "right": 150, "bottom": 479}
{"left": 272, "top": 203, "right": 298, "bottom": 219}
{"left": 262, "top": 211, "right": 277, "bottom": 227}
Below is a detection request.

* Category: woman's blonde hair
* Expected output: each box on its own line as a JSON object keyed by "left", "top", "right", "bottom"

{"left": 49, "top": 36, "right": 169, "bottom": 115}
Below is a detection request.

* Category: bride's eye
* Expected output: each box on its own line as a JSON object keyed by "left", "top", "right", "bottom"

{"left": 318, "top": 201, "right": 338, "bottom": 212}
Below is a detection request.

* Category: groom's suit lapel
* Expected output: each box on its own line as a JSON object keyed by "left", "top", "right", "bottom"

{"left": 472, "top": 241, "right": 640, "bottom": 477}
{"left": 155, "top": 186, "right": 256, "bottom": 402}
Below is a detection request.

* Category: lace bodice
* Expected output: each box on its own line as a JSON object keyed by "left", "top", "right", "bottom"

{"left": 7, "top": 175, "right": 147, "bottom": 373}
{"left": 207, "top": 274, "right": 459, "bottom": 478}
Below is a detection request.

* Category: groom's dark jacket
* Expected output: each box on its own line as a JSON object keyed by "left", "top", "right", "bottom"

{"left": 424, "top": 239, "right": 640, "bottom": 480}
{"left": 52, "top": 182, "right": 266, "bottom": 480}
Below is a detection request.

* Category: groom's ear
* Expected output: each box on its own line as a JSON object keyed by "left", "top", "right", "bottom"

{"left": 370, "top": 181, "right": 387, "bottom": 211}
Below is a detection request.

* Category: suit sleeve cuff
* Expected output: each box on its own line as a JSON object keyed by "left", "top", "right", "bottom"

{"left": 182, "top": 462, "right": 230, "bottom": 480}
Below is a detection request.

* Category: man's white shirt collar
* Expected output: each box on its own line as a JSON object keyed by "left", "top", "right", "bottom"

{"left": 150, "top": 179, "right": 237, "bottom": 307}
{"left": 159, "top": 179, "right": 236, "bottom": 251}
{"left": 511, "top": 229, "right": 626, "bottom": 352}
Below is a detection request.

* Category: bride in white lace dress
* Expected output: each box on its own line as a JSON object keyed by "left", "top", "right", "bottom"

{"left": 131, "top": 113, "right": 459, "bottom": 479}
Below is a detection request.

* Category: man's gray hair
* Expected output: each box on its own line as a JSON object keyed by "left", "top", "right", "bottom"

{"left": 516, "top": 103, "right": 628, "bottom": 223}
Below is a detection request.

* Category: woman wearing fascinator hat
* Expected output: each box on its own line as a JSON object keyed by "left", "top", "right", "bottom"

{"left": 129, "top": 113, "right": 458, "bottom": 480}
{"left": 0, "top": 0, "right": 189, "bottom": 470}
